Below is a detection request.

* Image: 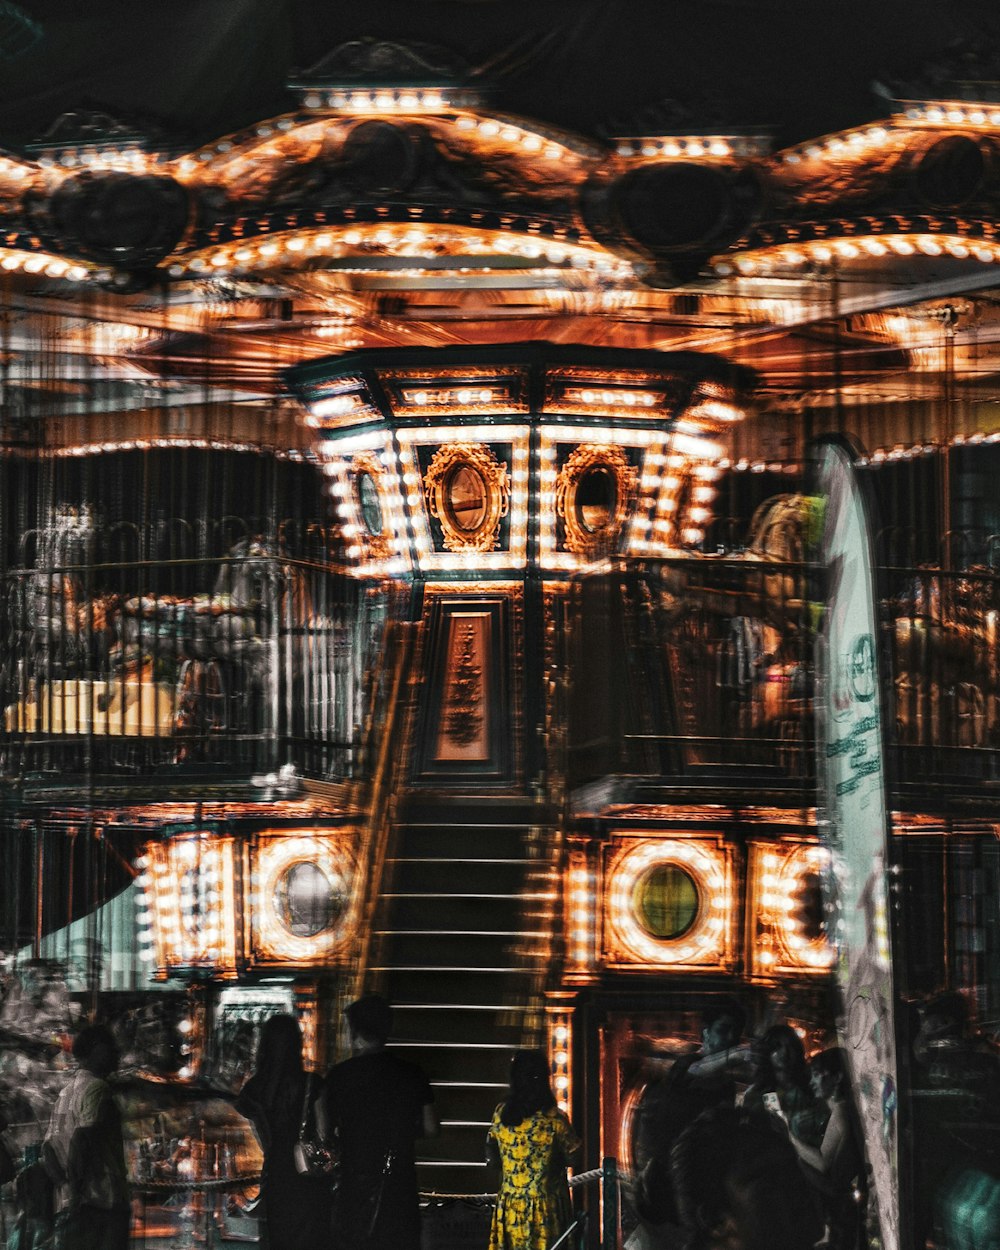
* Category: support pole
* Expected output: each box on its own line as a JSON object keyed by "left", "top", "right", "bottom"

{"left": 601, "top": 1157, "right": 618, "bottom": 1250}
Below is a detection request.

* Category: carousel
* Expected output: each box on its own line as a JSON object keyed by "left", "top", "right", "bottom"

{"left": 0, "top": 10, "right": 999, "bottom": 1247}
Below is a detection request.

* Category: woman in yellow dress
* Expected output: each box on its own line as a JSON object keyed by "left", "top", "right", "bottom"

{"left": 486, "top": 1050, "right": 580, "bottom": 1250}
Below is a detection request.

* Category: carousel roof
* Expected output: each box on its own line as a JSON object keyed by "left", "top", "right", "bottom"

{"left": 2, "top": 1, "right": 1000, "bottom": 461}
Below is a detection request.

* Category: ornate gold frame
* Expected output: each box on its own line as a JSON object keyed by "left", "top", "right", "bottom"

{"left": 350, "top": 450, "right": 393, "bottom": 560}
{"left": 555, "top": 443, "right": 637, "bottom": 554}
{"left": 423, "top": 442, "right": 510, "bottom": 552}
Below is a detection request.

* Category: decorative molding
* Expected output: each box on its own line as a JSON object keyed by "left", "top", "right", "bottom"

{"left": 349, "top": 449, "right": 393, "bottom": 561}
{"left": 555, "top": 442, "right": 636, "bottom": 554}
{"left": 423, "top": 441, "right": 510, "bottom": 552}
{"left": 295, "top": 39, "right": 470, "bottom": 86}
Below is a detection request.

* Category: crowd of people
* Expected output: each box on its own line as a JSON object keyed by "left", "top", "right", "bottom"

{"left": 4, "top": 994, "right": 579, "bottom": 1250}
{"left": 631, "top": 1000, "right": 864, "bottom": 1250}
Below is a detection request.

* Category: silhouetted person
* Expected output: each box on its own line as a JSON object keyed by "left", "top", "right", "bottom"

{"left": 43, "top": 1023, "right": 129, "bottom": 1250}
{"left": 635, "top": 997, "right": 750, "bottom": 1230}
{"left": 787, "top": 1048, "right": 865, "bottom": 1250}
{"left": 486, "top": 1049, "right": 580, "bottom": 1250}
{"left": 322, "top": 994, "right": 437, "bottom": 1250}
{"left": 743, "top": 1024, "right": 827, "bottom": 1148}
{"left": 235, "top": 1013, "right": 333, "bottom": 1250}
{"left": 671, "top": 1106, "right": 823, "bottom": 1250}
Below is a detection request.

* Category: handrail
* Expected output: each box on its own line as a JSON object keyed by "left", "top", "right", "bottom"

{"left": 420, "top": 1157, "right": 618, "bottom": 1249}
{"left": 347, "top": 618, "right": 417, "bottom": 1002}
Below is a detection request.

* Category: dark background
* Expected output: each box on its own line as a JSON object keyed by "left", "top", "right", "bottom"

{"left": 1, "top": 1, "right": 998, "bottom": 149}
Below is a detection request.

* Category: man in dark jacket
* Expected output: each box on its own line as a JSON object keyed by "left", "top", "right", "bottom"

{"left": 322, "top": 995, "right": 437, "bottom": 1250}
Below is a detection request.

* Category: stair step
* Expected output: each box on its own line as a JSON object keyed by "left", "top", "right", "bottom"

{"left": 393, "top": 1001, "right": 530, "bottom": 1010}
{"left": 396, "top": 826, "right": 530, "bottom": 859}
{"left": 393, "top": 1015, "right": 528, "bottom": 1047}
{"left": 388, "top": 860, "right": 535, "bottom": 894}
{"left": 370, "top": 930, "right": 542, "bottom": 965}
{"left": 398, "top": 1047, "right": 513, "bottom": 1085}
{"left": 367, "top": 811, "right": 549, "bottom": 1196}
{"left": 386, "top": 897, "right": 542, "bottom": 930}
{"left": 382, "top": 967, "right": 533, "bottom": 1006}
{"left": 419, "top": 1124, "right": 492, "bottom": 1162}
{"left": 373, "top": 965, "right": 534, "bottom": 975}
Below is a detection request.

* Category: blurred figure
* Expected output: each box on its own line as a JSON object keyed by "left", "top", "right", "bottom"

{"left": 486, "top": 1049, "right": 579, "bottom": 1250}
{"left": 42, "top": 1023, "right": 129, "bottom": 1250}
{"left": 696, "top": 1111, "right": 824, "bottom": 1250}
{"left": 787, "top": 1048, "right": 865, "bottom": 1250}
{"left": 743, "top": 1024, "right": 828, "bottom": 1148}
{"left": 235, "top": 1013, "right": 333, "bottom": 1250}
{"left": 634, "top": 997, "right": 750, "bottom": 1233}
{"left": 322, "top": 994, "right": 436, "bottom": 1250}
{"left": 913, "top": 991, "right": 1000, "bottom": 1097}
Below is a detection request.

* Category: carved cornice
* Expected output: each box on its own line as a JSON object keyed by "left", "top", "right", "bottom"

{"left": 6, "top": 75, "right": 1000, "bottom": 294}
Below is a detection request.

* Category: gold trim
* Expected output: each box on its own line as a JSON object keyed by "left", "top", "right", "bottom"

{"left": 424, "top": 442, "right": 510, "bottom": 552}
{"left": 555, "top": 443, "right": 636, "bottom": 554}
{"left": 350, "top": 450, "right": 393, "bottom": 560}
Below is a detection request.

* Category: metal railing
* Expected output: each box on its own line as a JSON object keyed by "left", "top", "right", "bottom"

{"left": 420, "top": 1157, "right": 619, "bottom": 1250}
{"left": 1, "top": 520, "right": 387, "bottom": 783}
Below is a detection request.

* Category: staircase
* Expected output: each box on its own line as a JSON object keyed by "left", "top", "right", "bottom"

{"left": 369, "top": 801, "right": 556, "bottom": 1196}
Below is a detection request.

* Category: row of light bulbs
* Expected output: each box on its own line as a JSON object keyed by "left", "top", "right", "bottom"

{"left": 322, "top": 424, "right": 725, "bottom": 572}
{"left": 615, "top": 135, "right": 769, "bottom": 161}
{"left": 566, "top": 837, "right": 834, "bottom": 977}
{"left": 176, "top": 223, "right": 630, "bottom": 281}
{"left": 714, "top": 233, "right": 1000, "bottom": 277}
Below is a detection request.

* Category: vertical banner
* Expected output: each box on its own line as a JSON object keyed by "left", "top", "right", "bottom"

{"left": 814, "top": 437, "right": 903, "bottom": 1250}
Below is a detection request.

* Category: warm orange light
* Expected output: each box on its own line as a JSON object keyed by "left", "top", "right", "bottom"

{"left": 747, "top": 841, "right": 835, "bottom": 977}
{"left": 605, "top": 836, "right": 735, "bottom": 969}
{"left": 142, "top": 834, "right": 239, "bottom": 976}
{"left": 547, "top": 1010, "right": 574, "bottom": 1114}
{"left": 248, "top": 831, "right": 358, "bottom": 966}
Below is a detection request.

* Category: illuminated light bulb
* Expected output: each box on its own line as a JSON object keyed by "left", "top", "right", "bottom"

{"left": 687, "top": 140, "right": 705, "bottom": 157}
{"left": 834, "top": 241, "right": 859, "bottom": 259}
{"left": 947, "top": 240, "right": 969, "bottom": 258}
{"left": 479, "top": 120, "right": 500, "bottom": 137}
{"left": 972, "top": 245, "right": 994, "bottom": 263}
{"left": 890, "top": 238, "right": 915, "bottom": 255}
{"left": 23, "top": 255, "right": 46, "bottom": 273}
{"left": 862, "top": 238, "right": 888, "bottom": 256}
{"left": 811, "top": 244, "right": 832, "bottom": 263}
{"left": 522, "top": 133, "right": 542, "bottom": 151}
{"left": 286, "top": 236, "right": 306, "bottom": 252}
{"left": 918, "top": 237, "right": 942, "bottom": 255}
{"left": 456, "top": 389, "right": 473, "bottom": 404}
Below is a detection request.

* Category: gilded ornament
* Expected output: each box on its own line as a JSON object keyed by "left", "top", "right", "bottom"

{"left": 555, "top": 443, "right": 636, "bottom": 554}
{"left": 424, "top": 442, "right": 511, "bottom": 552}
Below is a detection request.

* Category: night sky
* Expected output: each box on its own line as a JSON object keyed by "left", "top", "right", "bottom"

{"left": 1, "top": 0, "right": 999, "bottom": 149}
